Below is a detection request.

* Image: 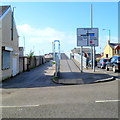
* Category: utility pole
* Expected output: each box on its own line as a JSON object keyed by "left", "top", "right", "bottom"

{"left": 102, "top": 29, "right": 111, "bottom": 57}
{"left": 42, "top": 49, "right": 44, "bottom": 55}
{"left": 109, "top": 29, "right": 111, "bottom": 41}
{"left": 23, "top": 36, "right": 26, "bottom": 56}
{"left": 39, "top": 44, "right": 41, "bottom": 56}
{"left": 90, "top": 4, "right": 93, "bottom": 69}
{"left": 52, "top": 41, "right": 54, "bottom": 60}
{"left": 90, "top": 4, "right": 93, "bottom": 28}
{"left": 103, "top": 29, "right": 111, "bottom": 42}
{"left": 90, "top": 4, "right": 95, "bottom": 72}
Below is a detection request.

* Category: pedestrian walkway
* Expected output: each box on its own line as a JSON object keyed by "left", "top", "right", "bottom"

{"left": 57, "top": 53, "right": 115, "bottom": 85}
{"left": 2, "top": 62, "right": 63, "bottom": 89}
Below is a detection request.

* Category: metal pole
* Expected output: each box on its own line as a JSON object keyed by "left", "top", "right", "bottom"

{"left": 109, "top": 30, "right": 110, "bottom": 57}
{"left": 91, "top": 45, "right": 93, "bottom": 69}
{"left": 90, "top": 4, "right": 93, "bottom": 28}
{"left": 58, "top": 41, "right": 60, "bottom": 60}
{"left": 90, "top": 4, "right": 95, "bottom": 72}
{"left": 55, "top": 53, "right": 57, "bottom": 77}
{"left": 103, "top": 29, "right": 111, "bottom": 57}
{"left": 54, "top": 41, "right": 57, "bottom": 77}
{"left": 23, "top": 36, "right": 26, "bottom": 56}
{"left": 54, "top": 40, "right": 60, "bottom": 77}
{"left": 80, "top": 46, "right": 83, "bottom": 72}
{"left": 93, "top": 45, "right": 95, "bottom": 72}
{"left": 90, "top": 4, "right": 93, "bottom": 69}
{"left": 109, "top": 29, "right": 111, "bottom": 57}
{"left": 53, "top": 42, "right": 55, "bottom": 61}
{"left": 109, "top": 29, "right": 110, "bottom": 41}
{"left": 52, "top": 42, "right": 54, "bottom": 60}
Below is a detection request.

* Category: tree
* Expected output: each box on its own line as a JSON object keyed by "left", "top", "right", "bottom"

{"left": 27, "top": 50, "right": 34, "bottom": 59}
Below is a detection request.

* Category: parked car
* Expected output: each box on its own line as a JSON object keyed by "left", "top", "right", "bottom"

{"left": 106, "top": 56, "right": 120, "bottom": 72}
{"left": 97, "top": 58, "right": 109, "bottom": 69}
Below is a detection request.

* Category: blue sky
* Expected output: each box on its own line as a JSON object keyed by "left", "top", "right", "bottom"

{"left": 1, "top": 2, "right": 118, "bottom": 55}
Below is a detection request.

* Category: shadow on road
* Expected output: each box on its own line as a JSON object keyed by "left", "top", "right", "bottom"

{"left": 1, "top": 61, "right": 117, "bottom": 89}
{"left": 59, "top": 71, "right": 116, "bottom": 84}
{"left": 1, "top": 62, "right": 63, "bottom": 89}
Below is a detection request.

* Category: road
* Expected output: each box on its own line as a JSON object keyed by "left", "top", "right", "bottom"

{"left": 2, "top": 80, "right": 119, "bottom": 118}
{"left": 1, "top": 54, "right": 119, "bottom": 118}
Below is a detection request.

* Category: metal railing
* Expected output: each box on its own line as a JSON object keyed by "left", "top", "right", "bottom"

{"left": 55, "top": 53, "right": 60, "bottom": 77}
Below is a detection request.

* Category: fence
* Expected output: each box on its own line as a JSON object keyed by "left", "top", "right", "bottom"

{"left": 73, "top": 53, "right": 87, "bottom": 68}
{"left": 19, "top": 56, "right": 49, "bottom": 73}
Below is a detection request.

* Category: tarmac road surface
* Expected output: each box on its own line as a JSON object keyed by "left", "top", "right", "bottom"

{"left": 1, "top": 79, "right": 119, "bottom": 118}
{"left": 1, "top": 54, "right": 119, "bottom": 118}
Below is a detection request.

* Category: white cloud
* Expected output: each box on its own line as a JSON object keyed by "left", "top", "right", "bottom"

{"left": 17, "top": 24, "right": 72, "bottom": 43}
{"left": 17, "top": 24, "right": 76, "bottom": 55}
{"left": 17, "top": 24, "right": 118, "bottom": 55}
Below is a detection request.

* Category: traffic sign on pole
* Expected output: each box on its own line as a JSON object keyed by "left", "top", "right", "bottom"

{"left": 77, "top": 28, "right": 99, "bottom": 47}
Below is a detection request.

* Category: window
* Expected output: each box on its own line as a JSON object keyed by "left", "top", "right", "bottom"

{"left": 115, "top": 50, "right": 120, "bottom": 54}
{"left": 2, "top": 50, "right": 10, "bottom": 70}
{"left": 118, "top": 50, "right": 120, "bottom": 54}
{"left": 106, "top": 54, "right": 108, "bottom": 58}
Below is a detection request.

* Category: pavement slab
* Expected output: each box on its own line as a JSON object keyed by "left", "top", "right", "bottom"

{"left": 57, "top": 53, "right": 116, "bottom": 85}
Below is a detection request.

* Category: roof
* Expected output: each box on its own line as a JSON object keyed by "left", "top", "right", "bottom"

{"left": 71, "top": 48, "right": 91, "bottom": 53}
{"left": 109, "top": 43, "right": 120, "bottom": 49}
{"left": 0, "top": 6, "right": 10, "bottom": 17}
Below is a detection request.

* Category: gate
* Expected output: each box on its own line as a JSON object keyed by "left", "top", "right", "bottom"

{"left": 12, "top": 57, "right": 17, "bottom": 76}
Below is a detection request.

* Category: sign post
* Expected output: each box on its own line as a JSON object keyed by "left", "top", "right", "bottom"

{"left": 93, "top": 45, "right": 95, "bottom": 72}
{"left": 80, "top": 46, "right": 83, "bottom": 72}
{"left": 77, "top": 28, "right": 99, "bottom": 47}
{"left": 77, "top": 28, "right": 99, "bottom": 72}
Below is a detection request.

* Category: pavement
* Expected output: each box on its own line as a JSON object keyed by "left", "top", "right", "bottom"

{"left": 1, "top": 62, "right": 63, "bottom": 89}
{"left": 53, "top": 53, "right": 118, "bottom": 85}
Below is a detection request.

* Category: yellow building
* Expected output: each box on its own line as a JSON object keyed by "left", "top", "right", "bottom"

{"left": 103, "top": 40, "right": 120, "bottom": 58}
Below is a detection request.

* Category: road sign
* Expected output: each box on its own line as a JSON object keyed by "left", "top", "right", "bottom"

{"left": 77, "top": 28, "right": 99, "bottom": 46}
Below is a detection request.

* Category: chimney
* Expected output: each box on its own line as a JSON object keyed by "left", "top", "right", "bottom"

{"left": 107, "top": 40, "right": 110, "bottom": 44}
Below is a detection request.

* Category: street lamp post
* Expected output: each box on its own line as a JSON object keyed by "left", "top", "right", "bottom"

{"left": 102, "top": 29, "right": 111, "bottom": 58}
{"left": 102, "top": 29, "right": 111, "bottom": 41}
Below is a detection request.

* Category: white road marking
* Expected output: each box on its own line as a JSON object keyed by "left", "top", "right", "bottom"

{"left": 0, "top": 104, "right": 39, "bottom": 108}
{"left": 95, "top": 100, "right": 120, "bottom": 103}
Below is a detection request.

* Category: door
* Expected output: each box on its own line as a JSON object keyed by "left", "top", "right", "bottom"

{"left": 12, "top": 57, "right": 17, "bottom": 76}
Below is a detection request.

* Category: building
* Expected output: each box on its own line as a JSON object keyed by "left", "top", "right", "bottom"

{"left": 0, "top": 6, "right": 19, "bottom": 81}
{"left": 71, "top": 48, "right": 92, "bottom": 58}
{"left": 103, "top": 40, "right": 120, "bottom": 58}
